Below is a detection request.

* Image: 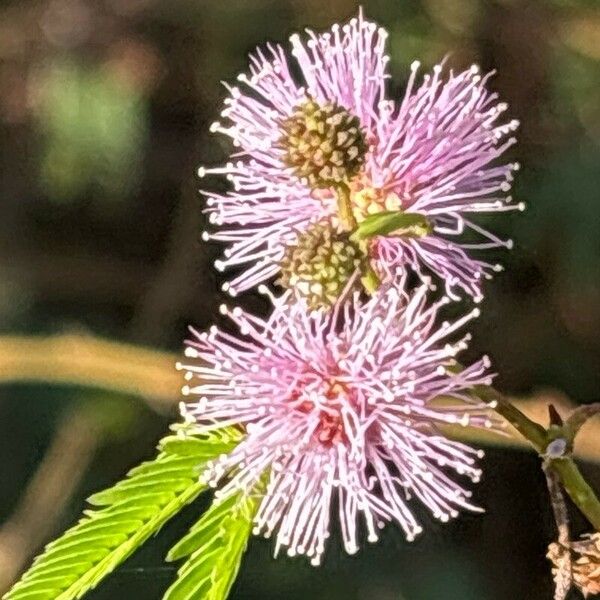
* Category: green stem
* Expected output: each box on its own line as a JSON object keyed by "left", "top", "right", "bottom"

{"left": 476, "top": 385, "right": 547, "bottom": 451}
{"left": 550, "top": 459, "right": 600, "bottom": 531}
{"left": 335, "top": 182, "right": 357, "bottom": 231}
{"left": 478, "top": 385, "right": 600, "bottom": 530}
{"left": 564, "top": 403, "right": 600, "bottom": 443}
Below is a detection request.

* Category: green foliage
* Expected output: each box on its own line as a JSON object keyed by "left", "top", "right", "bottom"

{"left": 164, "top": 484, "right": 261, "bottom": 600}
{"left": 4, "top": 425, "right": 241, "bottom": 600}
{"left": 37, "top": 60, "right": 147, "bottom": 204}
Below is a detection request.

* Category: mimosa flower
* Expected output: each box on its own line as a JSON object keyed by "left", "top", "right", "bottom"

{"left": 179, "top": 283, "right": 499, "bottom": 564}
{"left": 200, "top": 11, "right": 522, "bottom": 302}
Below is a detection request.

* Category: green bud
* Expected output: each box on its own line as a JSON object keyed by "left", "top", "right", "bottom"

{"left": 280, "top": 98, "right": 368, "bottom": 189}
{"left": 278, "top": 221, "right": 364, "bottom": 309}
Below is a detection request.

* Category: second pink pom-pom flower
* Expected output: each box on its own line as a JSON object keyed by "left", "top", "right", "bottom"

{"left": 179, "top": 284, "right": 499, "bottom": 565}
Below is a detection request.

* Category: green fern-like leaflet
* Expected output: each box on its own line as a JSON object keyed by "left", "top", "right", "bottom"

{"left": 4, "top": 424, "right": 257, "bottom": 600}
{"left": 164, "top": 484, "right": 261, "bottom": 600}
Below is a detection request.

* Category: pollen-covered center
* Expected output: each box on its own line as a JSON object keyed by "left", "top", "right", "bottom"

{"left": 280, "top": 98, "right": 368, "bottom": 188}
{"left": 278, "top": 221, "right": 364, "bottom": 309}
{"left": 290, "top": 379, "right": 350, "bottom": 447}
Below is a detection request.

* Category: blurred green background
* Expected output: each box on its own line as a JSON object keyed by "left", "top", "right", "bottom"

{"left": 0, "top": 0, "right": 599, "bottom": 598}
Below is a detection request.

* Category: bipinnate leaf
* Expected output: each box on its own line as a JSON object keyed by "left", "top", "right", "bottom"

{"left": 3, "top": 425, "right": 241, "bottom": 600}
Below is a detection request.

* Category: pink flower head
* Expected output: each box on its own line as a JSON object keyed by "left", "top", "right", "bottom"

{"left": 200, "top": 10, "right": 523, "bottom": 302}
{"left": 179, "top": 283, "right": 499, "bottom": 565}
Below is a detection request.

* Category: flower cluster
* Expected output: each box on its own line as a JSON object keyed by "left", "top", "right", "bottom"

{"left": 182, "top": 10, "right": 520, "bottom": 566}
{"left": 200, "top": 11, "right": 522, "bottom": 302}
{"left": 179, "top": 284, "right": 497, "bottom": 564}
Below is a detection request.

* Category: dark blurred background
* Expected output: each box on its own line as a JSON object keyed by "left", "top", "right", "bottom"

{"left": 0, "top": 0, "right": 599, "bottom": 598}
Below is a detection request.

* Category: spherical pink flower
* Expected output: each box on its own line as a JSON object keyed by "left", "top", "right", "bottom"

{"left": 179, "top": 283, "right": 499, "bottom": 565}
{"left": 200, "top": 11, "right": 523, "bottom": 302}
